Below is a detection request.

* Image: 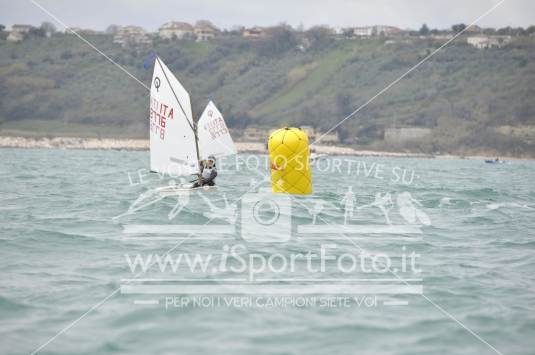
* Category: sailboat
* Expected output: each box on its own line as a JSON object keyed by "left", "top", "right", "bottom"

{"left": 149, "top": 56, "right": 236, "bottom": 193}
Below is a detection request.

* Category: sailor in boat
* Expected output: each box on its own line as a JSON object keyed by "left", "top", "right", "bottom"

{"left": 193, "top": 155, "right": 218, "bottom": 188}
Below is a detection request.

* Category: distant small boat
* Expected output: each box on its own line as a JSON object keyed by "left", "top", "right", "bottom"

{"left": 485, "top": 158, "right": 505, "bottom": 164}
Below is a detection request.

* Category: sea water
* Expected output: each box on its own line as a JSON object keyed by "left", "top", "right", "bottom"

{"left": 1, "top": 148, "right": 534, "bottom": 355}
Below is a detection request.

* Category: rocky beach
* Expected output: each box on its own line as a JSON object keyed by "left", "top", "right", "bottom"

{"left": 0, "top": 135, "right": 436, "bottom": 157}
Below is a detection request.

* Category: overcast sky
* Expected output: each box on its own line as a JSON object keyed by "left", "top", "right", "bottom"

{"left": 2, "top": 0, "right": 533, "bottom": 31}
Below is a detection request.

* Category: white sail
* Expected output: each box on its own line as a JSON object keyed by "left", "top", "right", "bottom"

{"left": 149, "top": 57, "right": 199, "bottom": 176}
{"left": 197, "top": 101, "right": 237, "bottom": 159}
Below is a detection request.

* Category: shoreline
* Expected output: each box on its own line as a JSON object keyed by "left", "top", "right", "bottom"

{"left": 0, "top": 135, "right": 528, "bottom": 160}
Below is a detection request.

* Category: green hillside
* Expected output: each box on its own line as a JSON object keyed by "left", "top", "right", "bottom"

{"left": 1, "top": 31, "right": 534, "bottom": 156}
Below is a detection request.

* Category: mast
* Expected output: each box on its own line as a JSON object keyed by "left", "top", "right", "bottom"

{"left": 193, "top": 111, "right": 203, "bottom": 186}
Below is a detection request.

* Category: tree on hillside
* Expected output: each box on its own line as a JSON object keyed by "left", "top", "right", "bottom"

{"left": 40, "top": 22, "right": 56, "bottom": 37}
{"left": 0, "top": 24, "right": 5, "bottom": 31}
{"left": 304, "top": 26, "right": 333, "bottom": 50}
{"left": 496, "top": 26, "right": 527, "bottom": 36}
{"left": 419, "top": 24, "right": 430, "bottom": 36}
{"left": 341, "top": 27, "right": 354, "bottom": 38}
{"left": 29, "top": 27, "right": 46, "bottom": 37}
{"left": 335, "top": 94, "right": 354, "bottom": 143}
{"left": 182, "top": 32, "right": 197, "bottom": 41}
{"left": 228, "top": 25, "right": 244, "bottom": 36}
{"left": 105, "top": 25, "right": 120, "bottom": 34}
{"left": 258, "top": 25, "right": 297, "bottom": 56}
{"left": 514, "top": 27, "right": 527, "bottom": 36}
{"left": 497, "top": 26, "right": 510, "bottom": 35}
{"left": 452, "top": 23, "right": 466, "bottom": 33}
{"left": 226, "top": 111, "right": 251, "bottom": 129}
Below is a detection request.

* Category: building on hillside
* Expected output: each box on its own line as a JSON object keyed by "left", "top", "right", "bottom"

{"left": 158, "top": 22, "right": 194, "bottom": 39}
{"left": 7, "top": 24, "right": 33, "bottom": 42}
{"left": 465, "top": 25, "right": 483, "bottom": 34}
{"left": 352, "top": 26, "right": 374, "bottom": 37}
{"left": 467, "top": 35, "right": 511, "bottom": 49}
{"left": 384, "top": 127, "right": 431, "bottom": 143}
{"left": 242, "top": 27, "right": 266, "bottom": 38}
{"left": 374, "top": 25, "right": 402, "bottom": 36}
{"left": 194, "top": 23, "right": 220, "bottom": 41}
{"left": 299, "top": 126, "right": 316, "bottom": 140}
{"left": 7, "top": 31, "right": 25, "bottom": 42}
{"left": 349, "top": 25, "right": 402, "bottom": 38}
{"left": 113, "top": 26, "right": 152, "bottom": 48}
{"left": 316, "top": 131, "right": 340, "bottom": 144}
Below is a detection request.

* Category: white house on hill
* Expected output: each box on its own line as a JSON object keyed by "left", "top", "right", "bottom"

{"left": 194, "top": 22, "right": 220, "bottom": 41}
{"left": 467, "top": 35, "right": 511, "bottom": 49}
{"left": 158, "top": 22, "right": 194, "bottom": 39}
{"left": 7, "top": 24, "right": 33, "bottom": 42}
{"left": 112, "top": 26, "right": 152, "bottom": 48}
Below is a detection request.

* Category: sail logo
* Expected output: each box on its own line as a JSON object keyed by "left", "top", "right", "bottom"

{"left": 149, "top": 96, "right": 174, "bottom": 140}
{"left": 203, "top": 110, "right": 229, "bottom": 140}
{"left": 153, "top": 76, "right": 161, "bottom": 90}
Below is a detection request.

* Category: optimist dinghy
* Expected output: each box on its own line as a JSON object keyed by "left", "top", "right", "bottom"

{"left": 154, "top": 184, "right": 217, "bottom": 197}
{"left": 149, "top": 56, "right": 236, "bottom": 194}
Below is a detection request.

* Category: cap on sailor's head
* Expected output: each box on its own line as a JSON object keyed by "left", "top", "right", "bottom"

{"left": 207, "top": 155, "right": 216, "bottom": 161}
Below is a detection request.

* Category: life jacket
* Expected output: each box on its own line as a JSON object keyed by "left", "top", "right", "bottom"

{"left": 202, "top": 166, "right": 216, "bottom": 180}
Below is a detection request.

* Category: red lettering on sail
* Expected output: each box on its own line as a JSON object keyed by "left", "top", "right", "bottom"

{"left": 203, "top": 114, "right": 228, "bottom": 140}
{"left": 149, "top": 96, "right": 174, "bottom": 140}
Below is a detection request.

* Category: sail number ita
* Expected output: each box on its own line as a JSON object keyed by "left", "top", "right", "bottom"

{"left": 203, "top": 110, "right": 229, "bottom": 140}
{"left": 149, "top": 96, "right": 174, "bottom": 140}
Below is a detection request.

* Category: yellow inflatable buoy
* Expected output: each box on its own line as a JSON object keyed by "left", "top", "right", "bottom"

{"left": 268, "top": 127, "right": 312, "bottom": 195}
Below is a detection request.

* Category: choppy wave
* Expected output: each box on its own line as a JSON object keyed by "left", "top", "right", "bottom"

{"left": 1, "top": 149, "right": 535, "bottom": 354}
